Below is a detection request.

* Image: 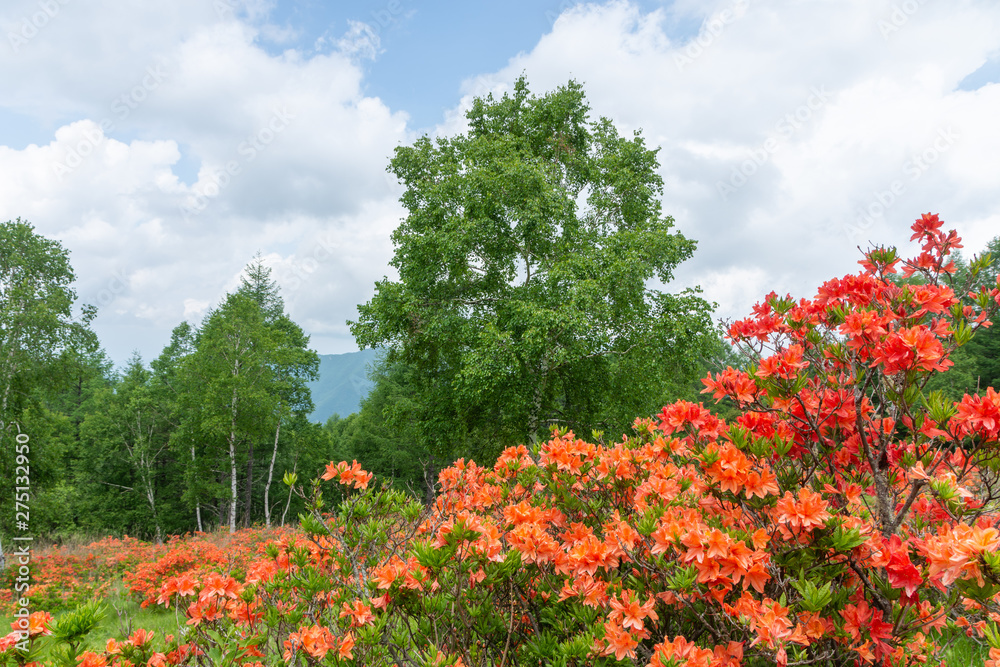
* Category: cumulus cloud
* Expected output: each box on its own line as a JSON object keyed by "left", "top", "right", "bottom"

{"left": 446, "top": 0, "right": 1000, "bottom": 322}
{"left": 0, "top": 0, "right": 410, "bottom": 363}
{"left": 0, "top": 0, "right": 998, "bottom": 368}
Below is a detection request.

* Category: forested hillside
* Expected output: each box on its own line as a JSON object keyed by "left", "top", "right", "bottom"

{"left": 307, "top": 349, "right": 377, "bottom": 424}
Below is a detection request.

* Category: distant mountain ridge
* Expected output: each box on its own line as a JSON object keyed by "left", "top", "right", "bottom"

{"left": 307, "top": 349, "right": 378, "bottom": 423}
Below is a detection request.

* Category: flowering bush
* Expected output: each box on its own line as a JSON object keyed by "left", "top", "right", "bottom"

{"left": 3, "top": 213, "right": 1000, "bottom": 666}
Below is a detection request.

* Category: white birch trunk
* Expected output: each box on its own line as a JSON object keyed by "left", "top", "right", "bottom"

{"left": 264, "top": 412, "right": 281, "bottom": 527}
{"left": 192, "top": 444, "right": 203, "bottom": 532}
{"left": 228, "top": 382, "right": 239, "bottom": 534}
{"left": 281, "top": 460, "right": 297, "bottom": 527}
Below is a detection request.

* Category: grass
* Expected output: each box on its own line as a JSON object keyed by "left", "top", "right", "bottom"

{"left": 3, "top": 582, "right": 186, "bottom": 662}
{"left": 942, "top": 635, "right": 991, "bottom": 666}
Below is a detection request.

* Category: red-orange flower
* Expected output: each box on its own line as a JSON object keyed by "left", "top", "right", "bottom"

{"left": 339, "top": 600, "right": 374, "bottom": 627}
{"left": 321, "top": 460, "right": 373, "bottom": 489}
{"left": 774, "top": 488, "right": 831, "bottom": 533}
{"left": 608, "top": 590, "right": 658, "bottom": 633}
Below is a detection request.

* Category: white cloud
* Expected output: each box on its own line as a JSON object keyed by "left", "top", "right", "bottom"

{"left": 1, "top": 0, "right": 999, "bottom": 370}
{"left": 0, "top": 1, "right": 411, "bottom": 364}
{"left": 336, "top": 20, "right": 381, "bottom": 61}
{"left": 446, "top": 0, "right": 1000, "bottom": 320}
{"left": 183, "top": 298, "right": 210, "bottom": 320}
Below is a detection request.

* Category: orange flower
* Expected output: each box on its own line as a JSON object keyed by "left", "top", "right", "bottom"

{"left": 199, "top": 572, "right": 241, "bottom": 601}
{"left": 24, "top": 612, "right": 52, "bottom": 638}
{"left": 174, "top": 573, "right": 198, "bottom": 597}
{"left": 774, "top": 488, "right": 831, "bottom": 533}
{"left": 743, "top": 559, "right": 770, "bottom": 594}
{"left": 285, "top": 625, "right": 337, "bottom": 661}
{"left": 602, "top": 621, "right": 638, "bottom": 660}
{"left": 372, "top": 557, "right": 405, "bottom": 589}
{"left": 321, "top": 460, "right": 373, "bottom": 489}
{"left": 339, "top": 600, "right": 374, "bottom": 627}
{"left": 702, "top": 366, "right": 758, "bottom": 404}
{"left": 229, "top": 599, "right": 263, "bottom": 625}
{"left": 77, "top": 652, "right": 107, "bottom": 667}
{"left": 338, "top": 632, "right": 355, "bottom": 660}
{"left": 128, "top": 628, "right": 154, "bottom": 647}
{"left": 608, "top": 590, "right": 658, "bottom": 633}
{"left": 651, "top": 635, "right": 717, "bottom": 667}
{"left": 0, "top": 633, "right": 20, "bottom": 653}
{"left": 540, "top": 434, "right": 595, "bottom": 474}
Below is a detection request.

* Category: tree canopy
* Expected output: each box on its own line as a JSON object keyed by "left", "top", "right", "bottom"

{"left": 0, "top": 219, "right": 97, "bottom": 554}
{"left": 172, "top": 260, "right": 320, "bottom": 532}
{"left": 351, "top": 77, "right": 720, "bottom": 477}
{"left": 0, "top": 219, "right": 96, "bottom": 422}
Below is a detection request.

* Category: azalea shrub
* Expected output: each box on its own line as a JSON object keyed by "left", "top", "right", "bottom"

{"left": 0, "top": 550, "right": 110, "bottom": 616}
{"left": 3, "top": 212, "right": 1000, "bottom": 666}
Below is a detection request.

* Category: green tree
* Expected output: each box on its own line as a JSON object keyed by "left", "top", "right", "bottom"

{"left": 326, "top": 357, "right": 427, "bottom": 497}
{"left": 351, "top": 78, "right": 718, "bottom": 482}
{"left": 235, "top": 258, "right": 319, "bottom": 526}
{"left": 0, "top": 219, "right": 96, "bottom": 560}
{"left": 173, "top": 260, "right": 319, "bottom": 532}
{"left": 31, "top": 345, "right": 113, "bottom": 539}
{"left": 152, "top": 322, "right": 209, "bottom": 532}
{"left": 0, "top": 219, "right": 95, "bottom": 418}
{"left": 925, "top": 235, "right": 1000, "bottom": 400}
{"left": 80, "top": 353, "right": 171, "bottom": 542}
{"left": 184, "top": 292, "right": 280, "bottom": 532}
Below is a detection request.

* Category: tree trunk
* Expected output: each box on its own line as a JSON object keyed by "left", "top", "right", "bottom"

{"left": 191, "top": 444, "right": 203, "bottom": 532}
{"left": 131, "top": 416, "right": 164, "bottom": 544}
{"left": 0, "top": 315, "right": 23, "bottom": 419}
{"left": 243, "top": 438, "right": 254, "bottom": 528}
{"left": 228, "top": 385, "right": 239, "bottom": 534}
{"left": 228, "top": 434, "right": 238, "bottom": 534}
{"left": 527, "top": 355, "right": 549, "bottom": 444}
{"left": 281, "top": 458, "right": 297, "bottom": 527}
{"left": 142, "top": 465, "right": 163, "bottom": 544}
{"left": 423, "top": 454, "right": 437, "bottom": 505}
{"left": 264, "top": 415, "right": 281, "bottom": 527}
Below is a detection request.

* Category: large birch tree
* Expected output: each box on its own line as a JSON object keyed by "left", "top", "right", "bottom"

{"left": 350, "top": 78, "right": 718, "bottom": 482}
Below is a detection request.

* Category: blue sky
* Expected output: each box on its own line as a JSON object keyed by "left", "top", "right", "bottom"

{"left": 1, "top": 0, "right": 998, "bottom": 367}
{"left": 236, "top": 0, "right": 691, "bottom": 130}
